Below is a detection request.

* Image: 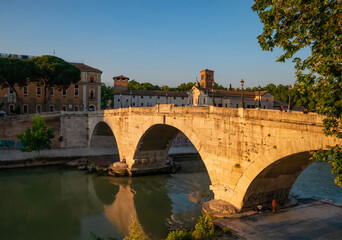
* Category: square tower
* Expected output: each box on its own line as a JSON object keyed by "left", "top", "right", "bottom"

{"left": 200, "top": 69, "right": 214, "bottom": 89}
{"left": 113, "top": 75, "right": 129, "bottom": 92}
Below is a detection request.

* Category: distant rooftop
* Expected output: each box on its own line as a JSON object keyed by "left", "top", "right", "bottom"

{"left": 0, "top": 53, "right": 35, "bottom": 60}
{"left": 69, "top": 62, "right": 102, "bottom": 73}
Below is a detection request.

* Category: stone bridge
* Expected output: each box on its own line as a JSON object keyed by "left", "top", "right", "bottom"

{"left": 87, "top": 105, "right": 339, "bottom": 212}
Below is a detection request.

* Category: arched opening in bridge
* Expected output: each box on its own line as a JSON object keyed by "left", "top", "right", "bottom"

{"left": 90, "top": 121, "right": 119, "bottom": 162}
{"left": 132, "top": 123, "right": 213, "bottom": 232}
{"left": 241, "top": 151, "right": 342, "bottom": 212}
{"left": 241, "top": 151, "right": 312, "bottom": 211}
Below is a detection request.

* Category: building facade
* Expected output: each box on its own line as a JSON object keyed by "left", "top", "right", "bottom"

{"left": 188, "top": 69, "right": 274, "bottom": 109}
{"left": 0, "top": 54, "right": 102, "bottom": 114}
{"left": 113, "top": 75, "right": 188, "bottom": 109}
{"left": 189, "top": 85, "right": 274, "bottom": 109}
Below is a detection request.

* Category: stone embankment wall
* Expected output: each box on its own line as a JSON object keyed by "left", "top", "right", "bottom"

{"left": 0, "top": 112, "right": 91, "bottom": 161}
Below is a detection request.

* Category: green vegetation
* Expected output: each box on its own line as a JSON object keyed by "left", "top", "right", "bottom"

{"left": 165, "top": 213, "right": 229, "bottom": 240}
{"left": 166, "top": 230, "right": 193, "bottom": 240}
{"left": 0, "top": 55, "right": 80, "bottom": 112}
{"left": 124, "top": 217, "right": 148, "bottom": 240}
{"left": 29, "top": 55, "right": 80, "bottom": 105}
{"left": 252, "top": 0, "right": 342, "bottom": 186}
{"left": 0, "top": 57, "right": 35, "bottom": 109}
{"left": 101, "top": 83, "right": 114, "bottom": 109}
{"left": 17, "top": 114, "right": 55, "bottom": 159}
{"left": 192, "top": 214, "right": 216, "bottom": 239}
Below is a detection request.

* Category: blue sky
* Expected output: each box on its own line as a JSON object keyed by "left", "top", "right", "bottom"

{"left": 0, "top": 0, "right": 297, "bottom": 88}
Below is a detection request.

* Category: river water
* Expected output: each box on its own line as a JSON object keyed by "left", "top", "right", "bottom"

{"left": 0, "top": 159, "right": 341, "bottom": 240}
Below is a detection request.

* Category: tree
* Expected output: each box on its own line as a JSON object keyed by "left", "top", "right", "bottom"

{"left": 101, "top": 83, "right": 114, "bottom": 109}
{"left": 252, "top": 0, "right": 342, "bottom": 186}
{"left": 177, "top": 82, "right": 195, "bottom": 91}
{"left": 17, "top": 114, "right": 55, "bottom": 159}
{"left": 0, "top": 58, "right": 34, "bottom": 111}
{"left": 29, "top": 55, "right": 80, "bottom": 109}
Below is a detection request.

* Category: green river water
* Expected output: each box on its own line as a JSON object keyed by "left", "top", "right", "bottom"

{"left": 0, "top": 159, "right": 341, "bottom": 240}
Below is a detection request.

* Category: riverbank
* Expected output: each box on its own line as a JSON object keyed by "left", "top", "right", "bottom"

{"left": 213, "top": 199, "right": 342, "bottom": 240}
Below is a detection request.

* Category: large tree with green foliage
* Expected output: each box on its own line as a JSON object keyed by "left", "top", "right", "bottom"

{"left": 101, "top": 83, "right": 114, "bottom": 109}
{"left": 0, "top": 58, "right": 34, "bottom": 111}
{"left": 29, "top": 55, "right": 80, "bottom": 107}
{"left": 252, "top": 0, "right": 342, "bottom": 185}
{"left": 17, "top": 114, "right": 55, "bottom": 159}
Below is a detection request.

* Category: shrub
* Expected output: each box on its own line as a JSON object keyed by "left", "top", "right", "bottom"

{"left": 192, "top": 214, "right": 215, "bottom": 239}
{"left": 166, "top": 229, "right": 193, "bottom": 240}
{"left": 124, "top": 217, "right": 147, "bottom": 240}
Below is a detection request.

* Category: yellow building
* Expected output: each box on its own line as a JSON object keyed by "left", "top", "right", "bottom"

{"left": 0, "top": 60, "right": 102, "bottom": 114}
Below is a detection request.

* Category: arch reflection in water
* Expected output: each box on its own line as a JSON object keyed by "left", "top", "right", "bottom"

{"left": 91, "top": 160, "right": 212, "bottom": 240}
{"left": 91, "top": 175, "right": 173, "bottom": 239}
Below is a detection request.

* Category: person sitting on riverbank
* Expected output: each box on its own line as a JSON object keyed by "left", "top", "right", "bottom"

{"left": 257, "top": 205, "right": 264, "bottom": 213}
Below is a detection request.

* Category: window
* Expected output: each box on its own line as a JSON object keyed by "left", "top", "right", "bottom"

{"left": 141, "top": 103, "right": 143, "bottom": 106}
{"left": 75, "top": 106, "right": 79, "bottom": 111}
{"left": 149, "top": 96, "right": 152, "bottom": 99}
{"left": 133, "top": 102, "right": 135, "bottom": 106}
{"left": 49, "top": 105, "right": 54, "bottom": 112}
{"left": 9, "top": 104, "right": 14, "bottom": 114}
{"left": 88, "top": 105, "right": 95, "bottom": 111}
{"left": 62, "top": 105, "right": 67, "bottom": 111}
{"left": 236, "top": 104, "right": 239, "bottom": 108}
{"left": 141, "top": 96, "right": 143, "bottom": 99}
{"left": 133, "top": 95, "right": 135, "bottom": 98}
{"left": 182, "top": 97, "right": 184, "bottom": 100}
{"left": 158, "top": 96, "right": 160, "bottom": 99}
{"left": 62, "top": 89, "right": 67, "bottom": 96}
{"left": 174, "top": 97, "right": 176, "bottom": 99}
{"left": 9, "top": 87, "right": 14, "bottom": 94}
{"left": 23, "top": 105, "right": 28, "bottom": 114}
{"left": 90, "top": 89, "right": 95, "bottom": 100}
{"left": 204, "top": 99, "right": 205, "bottom": 104}
{"left": 23, "top": 84, "right": 28, "bottom": 95}
{"left": 49, "top": 87, "right": 54, "bottom": 96}
{"left": 36, "top": 105, "right": 41, "bottom": 113}
{"left": 74, "top": 84, "right": 79, "bottom": 97}
{"left": 90, "top": 75, "right": 95, "bottom": 83}
{"left": 266, "top": 99, "right": 269, "bottom": 102}
{"left": 225, "top": 103, "right": 228, "bottom": 107}
{"left": 36, "top": 85, "right": 41, "bottom": 95}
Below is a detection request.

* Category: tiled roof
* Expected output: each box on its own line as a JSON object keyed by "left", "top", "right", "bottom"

{"left": 213, "top": 90, "right": 269, "bottom": 98}
{"left": 113, "top": 75, "right": 129, "bottom": 79}
{"left": 192, "top": 86, "right": 270, "bottom": 98}
{"left": 114, "top": 89, "right": 188, "bottom": 97}
{"left": 69, "top": 62, "right": 102, "bottom": 73}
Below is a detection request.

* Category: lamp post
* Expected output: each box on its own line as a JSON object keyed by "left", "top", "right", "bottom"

{"left": 240, "top": 79, "right": 244, "bottom": 108}
{"left": 166, "top": 92, "right": 168, "bottom": 104}
{"left": 258, "top": 85, "right": 261, "bottom": 109}
{"left": 120, "top": 93, "right": 122, "bottom": 108}
{"left": 211, "top": 82, "right": 214, "bottom": 106}
{"left": 288, "top": 84, "right": 292, "bottom": 112}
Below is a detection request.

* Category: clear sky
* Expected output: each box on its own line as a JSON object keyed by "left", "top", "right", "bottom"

{"left": 0, "top": 0, "right": 297, "bottom": 88}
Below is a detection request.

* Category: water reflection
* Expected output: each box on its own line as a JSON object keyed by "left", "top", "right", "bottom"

{"left": 0, "top": 159, "right": 212, "bottom": 240}
{"left": 0, "top": 168, "right": 103, "bottom": 240}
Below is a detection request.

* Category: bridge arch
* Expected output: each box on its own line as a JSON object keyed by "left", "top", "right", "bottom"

{"left": 131, "top": 123, "right": 211, "bottom": 175}
{"left": 89, "top": 121, "right": 119, "bottom": 158}
{"left": 239, "top": 151, "right": 313, "bottom": 211}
